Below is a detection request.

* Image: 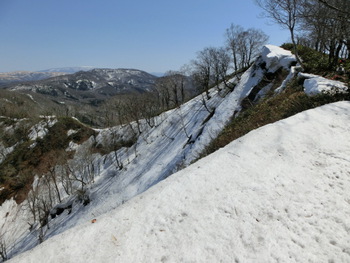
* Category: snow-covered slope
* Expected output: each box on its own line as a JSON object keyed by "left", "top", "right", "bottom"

{"left": 0, "top": 45, "right": 309, "bottom": 260}
{"left": 9, "top": 101, "right": 350, "bottom": 263}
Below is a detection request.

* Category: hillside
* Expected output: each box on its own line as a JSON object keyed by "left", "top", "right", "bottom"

{"left": 8, "top": 101, "right": 350, "bottom": 263}
{"left": 0, "top": 67, "right": 96, "bottom": 86}
{"left": 2, "top": 68, "right": 157, "bottom": 106}
{"left": 0, "top": 45, "right": 349, "bottom": 262}
{"left": 0, "top": 72, "right": 66, "bottom": 86}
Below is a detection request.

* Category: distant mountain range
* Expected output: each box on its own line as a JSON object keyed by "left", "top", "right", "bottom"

{"left": 2, "top": 68, "right": 158, "bottom": 105}
{"left": 0, "top": 71, "right": 66, "bottom": 86}
{"left": 0, "top": 67, "right": 95, "bottom": 86}
{"left": 38, "top": 66, "right": 95, "bottom": 74}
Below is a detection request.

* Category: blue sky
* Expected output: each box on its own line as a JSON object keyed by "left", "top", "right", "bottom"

{"left": 0, "top": 0, "right": 290, "bottom": 73}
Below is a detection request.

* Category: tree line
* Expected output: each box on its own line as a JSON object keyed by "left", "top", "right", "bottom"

{"left": 256, "top": 0, "right": 350, "bottom": 69}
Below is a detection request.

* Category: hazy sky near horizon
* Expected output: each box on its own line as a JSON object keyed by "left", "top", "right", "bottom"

{"left": 0, "top": 0, "right": 290, "bottom": 73}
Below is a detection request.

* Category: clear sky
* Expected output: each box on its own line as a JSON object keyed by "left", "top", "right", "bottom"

{"left": 0, "top": 0, "right": 290, "bottom": 73}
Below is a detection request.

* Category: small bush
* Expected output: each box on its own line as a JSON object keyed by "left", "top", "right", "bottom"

{"left": 281, "top": 43, "right": 329, "bottom": 73}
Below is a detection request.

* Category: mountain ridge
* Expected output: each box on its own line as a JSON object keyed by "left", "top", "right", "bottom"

{"left": 0, "top": 45, "right": 349, "bottom": 262}
{"left": 2, "top": 68, "right": 158, "bottom": 106}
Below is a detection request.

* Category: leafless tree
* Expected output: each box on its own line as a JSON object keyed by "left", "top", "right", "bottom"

{"left": 300, "top": 0, "right": 350, "bottom": 66}
{"left": 225, "top": 24, "right": 244, "bottom": 74}
{"left": 0, "top": 236, "right": 7, "bottom": 262}
{"left": 255, "top": 0, "right": 303, "bottom": 66}
{"left": 317, "top": 0, "right": 350, "bottom": 15}
{"left": 26, "top": 175, "right": 55, "bottom": 243}
{"left": 57, "top": 163, "right": 73, "bottom": 196}
{"left": 244, "top": 28, "right": 270, "bottom": 66}
{"left": 225, "top": 24, "right": 269, "bottom": 77}
{"left": 37, "top": 192, "right": 53, "bottom": 243}
{"left": 209, "top": 47, "right": 231, "bottom": 91}
{"left": 101, "top": 129, "right": 124, "bottom": 170}
{"left": 155, "top": 71, "right": 189, "bottom": 109}
{"left": 155, "top": 77, "right": 171, "bottom": 109}
{"left": 46, "top": 167, "right": 62, "bottom": 203}
{"left": 192, "top": 47, "right": 215, "bottom": 100}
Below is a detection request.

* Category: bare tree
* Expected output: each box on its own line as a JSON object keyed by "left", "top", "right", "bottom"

{"left": 0, "top": 237, "right": 7, "bottom": 262}
{"left": 225, "top": 24, "right": 244, "bottom": 74}
{"left": 245, "top": 28, "right": 269, "bottom": 67}
{"left": 58, "top": 163, "right": 73, "bottom": 196}
{"left": 46, "top": 166, "right": 62, "bottom": 203}
{"left": 317, "top": 0, "right": 350, "bottom": 15}
{"left": 155, "top": 77, "right": 171, "bottom": 109}
{"left": 26, "top": 175, "right": 55, "bottom": 243}
{"left": 256, "top": 0, "right": 303, "bottom": 66}
{"left": 225, "top": 24, "right": 269, "bottom": 77}
{"left": 101, "top": 129, "right": 124, "bottom": 170}
{"left": 209, "top": 47, "right": 231, "bottom": 91}
{"left": 192, "top": 47, "right": 214, "bottom": 100}
{"left": 37, "top": 193, "right": 53, "bottom": 243}
{"left": 300, "top": 0, "right": 350, "bottom": 65}
{"left": 155, "top": 71, "right": 189, "bottom": 109}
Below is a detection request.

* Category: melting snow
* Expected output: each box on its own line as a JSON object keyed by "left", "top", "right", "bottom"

{"left": 8, "top": 101, "right": 350, "bottom": 263}
{"left": 300, "top": 73, "right": 348, "bottom": 96}
{"left": 4, "top": 45, "right": 349, "bottom": 262}
{"left": 261, "top": 45, "right": 296, "bottom": 72}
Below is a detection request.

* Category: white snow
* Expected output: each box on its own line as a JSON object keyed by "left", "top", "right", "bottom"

{"left": 275, "top": 65, "right": 300, "bottom": 94}
{"left": 7, "top": 45, "right": 349, "bottom": 262}
{"left": 300, "top": 73, "right": 348, "bottom": 96}
{"left": 0, "top": 144, "right": 15, "bottom": 164}
{"left": 28, "top": 117, "right": 57, "bottom": 141}
{"left": 261, "top": 45, "right": 296, "bottom": 72}
{"left": 67, "top": 129, "right": 77, "bottom": 137}
{"left": 65, "top": 141, "right": 79, "bottom": 152}
{"left": 26, "top": 94, "right": 36, "bottom": 103}
{"left": 8, "top": 101, "right": 350, "bottom": 263}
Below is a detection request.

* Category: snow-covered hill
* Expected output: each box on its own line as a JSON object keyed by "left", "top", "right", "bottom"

{"left": 8, "top": 101, "right": 350, "bottom": 263}
{"left": 1, "top": 45, "right": 349, "bottom": 262}
{"left": 2, "top": 68, "right": 158, "bottom": 105}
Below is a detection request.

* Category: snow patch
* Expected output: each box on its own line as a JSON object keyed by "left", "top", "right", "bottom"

{"left": 300, "top": 73, "right": 348, "bottom": 96}
{"left": 66, "top": 141, "right": 79, "bottom": 152}
{"left": 67, "top": 129, "right": 77, "bottom": 137}
{"left": 261, "top": 45, "right": 296, "bottom": 72}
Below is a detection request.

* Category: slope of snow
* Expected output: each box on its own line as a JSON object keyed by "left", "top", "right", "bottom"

{"left": 9, "top": 101, "right": 350, "bottom": 263}
{"left": 1, "top": 45, "right": 299, "bottom": 259}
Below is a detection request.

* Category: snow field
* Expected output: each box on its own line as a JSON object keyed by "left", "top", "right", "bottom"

{"left": 3, "top": 45, "right": 297, "bottom": 259}
{"left": 8, "top": 101, "right": 350, "bottom": 263}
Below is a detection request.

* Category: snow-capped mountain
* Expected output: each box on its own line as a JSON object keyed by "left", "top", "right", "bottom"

{"left": 1, "top": 45, "right": 349, "bottom": 262}
{"left": 3, "top": 68, "right": 158, "bottom": 105}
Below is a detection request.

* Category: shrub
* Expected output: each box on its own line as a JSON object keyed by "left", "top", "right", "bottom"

{"left": 281, "top": 43, "right": 329, "bottom": 73}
